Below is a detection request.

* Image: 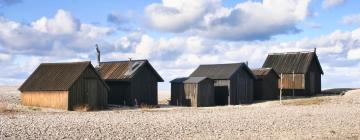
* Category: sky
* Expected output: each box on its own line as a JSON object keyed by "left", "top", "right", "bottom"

{"left": 0, "top": 0, "right": 359, "bottom": 92}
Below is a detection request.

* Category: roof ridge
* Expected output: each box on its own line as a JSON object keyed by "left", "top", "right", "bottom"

{"left": 199, "top": 62, "right": 245, "bottom": 66}
{"left": 269, "top": 51, "right": 314, "bottom": 55}
{"left": 41, "top": 61, "right": 91, "bottom": 65}
{"left": 100, "top": 59, "right": 148, "bottom": 63}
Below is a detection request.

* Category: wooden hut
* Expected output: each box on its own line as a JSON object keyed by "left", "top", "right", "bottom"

{"left": 262, "top": 51, "right": 323, "bottom": 96}
{"left": 190, "top": 63, "right": 255, "bottom": 105}
{"left": 97, "top": 59, "right": 164, "bottom": 106}
{"left": 252, "top": 68, "right": 279, "bottom": 100}
{"left": 19, "top": 61, "right": 109, "bottom": 111}
{"left": 170, "top": 77, "right": 214, "bottom": 107}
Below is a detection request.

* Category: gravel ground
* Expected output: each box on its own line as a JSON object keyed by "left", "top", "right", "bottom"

{"left": 1, "top": 86, "right": 360, "bottom": 139}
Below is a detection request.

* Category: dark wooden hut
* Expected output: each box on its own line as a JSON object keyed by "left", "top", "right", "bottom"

{"left": 19, "top": 61, "right": 109, "bottom": 111}
{"left": 252, "top": 68, "right": 279, "bottom": 100}
{"left": 97, "top": 59, "right": 164, "bottom": 106}
{"left": 170, "top": 77, "right": 214, "bottom": 107}
{"left": 262, "top": 51, "right": 323, "bottom": 96}
{"left": 190, "top": 63, "right": 255, "bottom": 105}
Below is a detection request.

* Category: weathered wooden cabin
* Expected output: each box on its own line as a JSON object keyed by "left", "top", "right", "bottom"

{"left": 190, "top": 63, "right": 255, "bottom": 105}
{"left": 252, "top": 68, "right": 279, "bottom": 100}
{"left": 19, "top": 61, "right": 109, "bottom": 111}
{"left": 170, "top": 77, "right": 214, "bottom": 107}
{"left": 262, "top": 51, "right": 323, "bottom": 96}
{"left": 97, "top": 60, "right": 164, "bottom": 106}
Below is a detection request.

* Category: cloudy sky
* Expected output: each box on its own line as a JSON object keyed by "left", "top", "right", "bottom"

{"left": 0, "top": 0, "right": 359, "bottom": 92}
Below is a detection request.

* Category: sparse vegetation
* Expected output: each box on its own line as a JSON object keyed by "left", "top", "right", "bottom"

{"left": 282, "top": 97, "right": 329, "bottom": 106}
{"left": 0, "top": 102, "right": 20, "bottom": 113}
{"left": 27, "top": 106, "right": 42, "bottom": 111}
{"left": 0, "top": 102, "right": 8, "bottom": 112}
{"left": 73, "top": 104, "right": 91, "bottom": 112}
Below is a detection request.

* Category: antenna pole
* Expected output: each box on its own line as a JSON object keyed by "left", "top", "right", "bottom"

{"left": 95, "top": 44, "right": 100, "bottom": 67}
{"left": 280, "top": 73, "right": 283, "bottom": 105}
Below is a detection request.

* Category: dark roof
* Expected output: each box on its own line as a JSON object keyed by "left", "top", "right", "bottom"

{"left": 262, "top": 52, "right": 323, "bottom": 74}
{"left": 184, "top": 77, "right": 208, "bottom": 84}
{"left": 170, "top": 77, "right": 188, "bottom": 83}
{"left": 98, "top": 59, "right": 164, "bottom": 82}
{"left": 189, "top": 63, "right": 255, "bottom": 80}
{"left": 251, "top": 68, "right": 279, "bottom": 79}
{"left": 170, "top": 77, "right": 209, "bottom": 84}
{"left": 19, "top": 61, "right": 108, "bottom": 91}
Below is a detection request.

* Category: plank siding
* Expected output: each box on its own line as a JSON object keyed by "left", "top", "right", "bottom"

{"left": 198, "top": 79, "right": 214, "bottom": 107}
{"left": 254, "top": 71, "right": 279, "bottom": 100}
{"left": 21, "top": 91, "right": 68, "bottom": 110}
{"left": 279, "top": 74, "right": 304, "bottom": 89}
{"left": 170, "top": 83, "right": 186, "bottom": 106}
{"left": 170, "top": 78, "right": 214, "bottom": 107}
{"left": 131, "top": 65, "right": 158, "bottom": 106}
{"left": 68, "top": 66, "right": 108, "bottom": 110}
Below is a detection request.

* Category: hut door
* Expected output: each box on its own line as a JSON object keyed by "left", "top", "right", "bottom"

{"left": 86, "top": 79, "right": 97, "bottom": 108}
{"left": 310, "top": 72, "right": 315, "bottom": 95}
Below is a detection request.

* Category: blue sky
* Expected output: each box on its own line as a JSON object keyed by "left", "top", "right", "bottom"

{"left": 0, "top": 0, "right": 359, "bottom": 92}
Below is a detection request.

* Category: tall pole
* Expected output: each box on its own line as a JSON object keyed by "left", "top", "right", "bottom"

{"left": 292, "top": 70, "right": 295, "bottom": 96}
{"left": 95, "top": 44, "right": 100, "bottom": 67}
{"left": 280, "top": 73, "right": 283, "bottom": 105}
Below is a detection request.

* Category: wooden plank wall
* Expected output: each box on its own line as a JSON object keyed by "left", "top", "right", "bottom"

{"left": 106, "top": 81, "right": 131, "bottom": 105}
{"left": 233, "top": 68, "right": 254, "bottom": 104}
{"left": 279, "top": 74, "right": 304, "bottom": 89}
{"left": 69, "top": 66, "right": 108, "bottom": 110}
{"left": 21, "top": 91, "right": 68, "bottom": 110}
{"left": 131, "top": 66, "right": 158, "bottom": 106}
{"left": 198, "top": 79, "right": 214, "bottom": 107}
{"left": 170, "top": 83, "right": 186, "bottom": 106}
{"left": 184, "top": 84, "right": 198, "bottom": 107}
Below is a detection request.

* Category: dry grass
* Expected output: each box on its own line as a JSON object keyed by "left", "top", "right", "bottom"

{"left": 0, "top": 102, "right": 7, "bottom": 112}
{"left": 27, "top": 106, "right": 42, "bottom": 111}
{"left": 282, "top": 97, "right": 330, "bottom": 106}
{"left": 0, "top": 102, "right": 20, "bottom": 113}
{"left": 139, "top": 104, "right": 164, "bottom": 112}
{"left": 73, "top": 105, "right": 91, "bottom": 112}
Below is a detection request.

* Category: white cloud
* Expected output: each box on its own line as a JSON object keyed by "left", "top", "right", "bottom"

{"left": 0, "top": 9, "right": 113, "bottom": 55}
{"left": 0, "top": 9, "right": 114, "bottom": 85}
{"left": 31, "top": 9, "right": 80, "bottom": 35}
{"left": 322, "top": 0, "right": 346, "bottom": 9}
{"left": 347, "top": 48, "right": 360, "bottom": 60}
{"left": 145, "top": 0, "right": 311, "bottom": 41}
{"left": 342, "top": 13, "right": 360, "bottom": 25}
{"left": 0, "top": 53, "right": 11, "bottom": 61}
{"left": 145, "top": 0, "right": 220, "bottom": 32}
{"left": 103, "top": 27, "right": 360, "bottom": 90}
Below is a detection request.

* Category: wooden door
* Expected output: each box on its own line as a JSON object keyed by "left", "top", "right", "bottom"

{"left": 86, "top": 79, "right": 97, "bottom": 108}
{"left": 310, "top": 72, "right": 316, "bottom": 95}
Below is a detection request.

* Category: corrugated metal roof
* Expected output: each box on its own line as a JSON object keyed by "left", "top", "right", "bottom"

{"left": 19, "top": 61, "right": 91, "bottom": 91}
{"left": 262, "top": 52, "right": 324, "bottom": 74}
{"left": 98, "top": 59, "right": 164, "bottom": 82}
{"left": 189, "top": 63, "right": 255, "bottom": 79}
{"left": 184, "top": 77, "right": 208, "bottom": 84}
{"left": 251, "top": 68, "right": 279, "bottom": 79}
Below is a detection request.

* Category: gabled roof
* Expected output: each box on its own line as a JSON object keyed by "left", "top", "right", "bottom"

{"left": 19, "top": 61, "right": 108, "bottom": 91}
{"left": 189, "top": 63, "right": 255, "bottom": 80}
{"left": 251, "top": 68, "right": 279, "bottom": 79}
{"left": 184, "top": 77, "right": 209, "bottom": 84}
{"left": 170, "top": 77, "right": 188, "bottom": 83}
{"left": 262, "top": 52, "right": 324, "bottom": 74}
{"left": 98, "top": 59, "right": 164, "bottom": 82}
{"left": 170, "top": 77, "right": 209, "bottom": 84}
